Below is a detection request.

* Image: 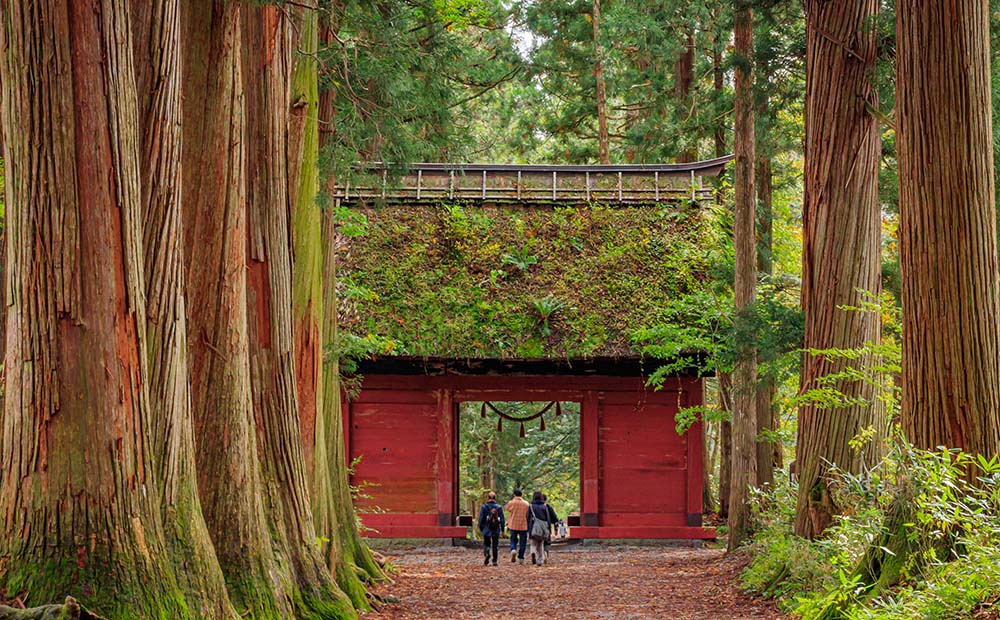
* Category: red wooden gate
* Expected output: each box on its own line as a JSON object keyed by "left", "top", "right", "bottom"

{"left": 345, "top": 363, "right": 715, "bottom": 540}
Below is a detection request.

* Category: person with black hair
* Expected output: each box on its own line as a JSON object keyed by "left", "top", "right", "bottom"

{"left": 526, "top": 490, "right": 550, "bottom": 566}
{"left": 477, "top": 491, "right": 505, "bottom": 566}
{"left": 505, "top": 488, "right": 530, "bottom": 563}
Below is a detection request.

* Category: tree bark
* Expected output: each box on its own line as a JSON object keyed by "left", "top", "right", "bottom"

{"left": 0, "top": 1, "right": 190, "bottom": 613}
{"left": 316, "top": 17, "right": 387, "bottom": 595}
{"left": 712, "top": 16, "right": 726, "bottom": 161}
{"left": 796, "top": 0, "right": 884, "bottom": 539}
{"left": 180, "top": 2, "right": 298, "bottom": 616}
{"left": 718, "top": 374, "right": 732, "bottom": 518}
{"left": 132, "top": 0, "right": 238, "bottom": 615}
{"left": 675, "top": 26, "right": 696, "bottom": 163}
{"left": 897, "top": 0, "right": 1000, "bottom": 459}
{"left": 728, "top": 0, "right": 757, "bottom": 552}
{"left": 755, "top": 145, "right": 775, "bottom": 488}
{"left": 592, "top": 0, "right": 610, "bottom": 164}
{"left": 241, "top": 6, "right": 357, "bottom": 618}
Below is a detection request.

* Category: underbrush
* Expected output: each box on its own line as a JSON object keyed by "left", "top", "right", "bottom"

{"left": 742, "top": 446, "right": 1000, "bottom": 619}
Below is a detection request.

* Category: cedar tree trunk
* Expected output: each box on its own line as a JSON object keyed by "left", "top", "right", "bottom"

{"left": 718, "top": 373, "right": 733, "bottom": 518}
{"left": 241, "top": 6, "right": 356, "bottom": 618}
{"left": 132, "top": 0, "right": 238, "bottom": 615}
{"left": 593, "top": 0, "right": 610, "bottom": 164}
{"left": 897, "top": 0, "right": 1000, "bottom": 459}
{"left": 0, "top": 1, "right": 189, "bottom": 614}
{"left": 180, "top": 2, "right": 295, "bottom": 616}
{"left": 796, "top": 0, "right": 884, "bottom": 539}
{"left": 755, "top": 145, "right": 776, "bottom": 487}
{"left": 728, "top": 0, "right": 757, "bottom": 552}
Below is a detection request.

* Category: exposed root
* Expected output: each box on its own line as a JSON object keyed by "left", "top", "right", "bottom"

{"left": 0, "top": 597, "right": 106, "bottom": 620}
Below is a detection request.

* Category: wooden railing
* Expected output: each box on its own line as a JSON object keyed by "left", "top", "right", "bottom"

{"left": 333, "top": 156, "right": 733, "bottom": 206}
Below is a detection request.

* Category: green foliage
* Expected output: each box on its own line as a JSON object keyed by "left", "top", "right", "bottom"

{"left": 743, "top": 446, "right": 1000, "bottom": 620}
{"left": 339, "top": 203, "right": 718, "bottom": 358}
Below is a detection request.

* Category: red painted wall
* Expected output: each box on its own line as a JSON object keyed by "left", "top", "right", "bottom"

{"left": 348, "top": 374, "right": 712, "bottom": 539}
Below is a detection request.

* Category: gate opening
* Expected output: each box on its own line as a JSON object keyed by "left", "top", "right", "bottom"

{"left": 458, "top": 401, "right": 580, "bottom": 538}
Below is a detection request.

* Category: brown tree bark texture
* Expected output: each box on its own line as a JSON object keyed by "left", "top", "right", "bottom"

{"left": 755, "top": 148, "right": 776, "bottom": 488}
{"left": 179, "top": 2, "right": 294, "bottom": 616}
{"left": 316, "top": 17, "right": 387, "bottom": 595}
{"left": 592, "top": 0, "right": 610, "bottom": 164}
{"left": 132, "top": 0, "right": 238, "bottom": 614}
{"left": 796, "top": 0, "right": 884, "bottom": 539}
{"left": 675, "top": 28, "right": 696, "bottom": 163}
{"left": 241, "top": 7, "right": 355, "bottom": 617}
{"left": 897, "top": 0, "right": 1000, "bottom": 459}
{"left": 728, "top": 1, "right": 757, "bottom": 553}
{"left": 718, "top": 377, "right": 733, "bottom": 518}
{"left": 0, "top": 0, "right": 188, "bottom": 613}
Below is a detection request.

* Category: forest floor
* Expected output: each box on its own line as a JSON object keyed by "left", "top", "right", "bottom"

{"left": 369, "top": 543, "right": 786, "bottom": 619}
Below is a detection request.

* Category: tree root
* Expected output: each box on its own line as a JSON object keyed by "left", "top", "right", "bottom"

{"left": 0, "top": 597, "right": 106, "bottom": 620}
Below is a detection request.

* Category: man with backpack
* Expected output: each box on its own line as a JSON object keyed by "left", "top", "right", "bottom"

{"left": 477, "top": 491, "right": 506, "bottom": 566}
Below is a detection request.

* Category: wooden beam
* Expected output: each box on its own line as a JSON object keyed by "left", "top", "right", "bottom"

{"left": 435, "top": 388, "right": 457, "bottom": 526}
{"left": 581, "top": 390, "right": 600, "bottom": 526}
{"left": 685, "top": 379, "right": 704, "bottom": 526}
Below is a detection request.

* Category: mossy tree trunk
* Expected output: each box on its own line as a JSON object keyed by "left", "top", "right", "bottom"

{"left": 132, "top": 1, "right": 238, "bottom": 615}
{"left": 0, "top": 1, "right": 190, "bottom": 614}
{"left": 796, "top": 0, "right": 884, "bottom": 540}
{"left": 314, "top": 19, "right": 387, "bottom": 598}
{"left": 897, "top": 0, "right": 1000, "bottom": 460}
{"left": 728, "top": 0, "right": 758, "bottom": 552}
{"left": 180, "top": 2, "right": 295, "bottom": 616}
{"left": 241, "top": 6, "right": 355, "bottom": 618}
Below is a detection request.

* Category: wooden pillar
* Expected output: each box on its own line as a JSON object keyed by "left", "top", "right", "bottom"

{"left": 436, "top": 389, "right": 457, "bottom": 526}
{"left": 581, "top": 390, "right": 600, "bottom": 526}
{"left": 685, "top": 379, "right": 704, "bottom": 526}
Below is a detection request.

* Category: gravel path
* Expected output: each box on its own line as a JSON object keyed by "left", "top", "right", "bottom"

{"left": 369, "top": 544, "right": 786, "bottom": 619}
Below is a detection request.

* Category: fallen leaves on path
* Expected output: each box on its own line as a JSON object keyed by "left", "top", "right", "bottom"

{"left": 369, "top": 544, "right": 786, "bottom": 619}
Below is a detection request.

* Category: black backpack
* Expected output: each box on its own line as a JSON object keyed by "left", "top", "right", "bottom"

{"left": 487, "top": 505, "right": 501, "bottom": 529}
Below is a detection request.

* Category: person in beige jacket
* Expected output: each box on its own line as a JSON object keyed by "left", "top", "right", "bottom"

{"left": 505, "top": 488, "right": 530, "bottom": 563}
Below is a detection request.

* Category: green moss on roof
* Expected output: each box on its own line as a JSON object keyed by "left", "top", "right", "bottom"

{"left": 337, "top": 202, "right": 719, "bottom": 359}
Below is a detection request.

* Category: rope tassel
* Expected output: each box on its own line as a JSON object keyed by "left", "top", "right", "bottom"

{"left": 497, "top": 417, "right": 503, "bottom": 432}
{"left": 556, "top": 402, "right": 562, "bottom": 416}
{"left": 539, "top": 416, "right": 546, "bottom": 431}
{"left": 481, "top": 402, "right": 487, "bottom": 418}
{"left": 519, "top": 422, "right": 526, "bottom": 438}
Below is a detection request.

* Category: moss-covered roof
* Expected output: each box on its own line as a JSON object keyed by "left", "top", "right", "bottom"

{"left": 337, "top": 202, "right": 719, "bottom": 359}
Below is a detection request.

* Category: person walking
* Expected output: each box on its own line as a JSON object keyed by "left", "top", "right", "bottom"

{"left": 526, "top": 490, "right": 551, "bottom": 566}
{"left": 477, "top": 491, "right": 505, "bottom": 566}
{"left": 505, "top": 488, "right": 530, "bottom": 563}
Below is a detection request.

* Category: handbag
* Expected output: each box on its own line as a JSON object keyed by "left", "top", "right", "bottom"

{"left": 529, "top": 504, "right": 550, "bottom": 541}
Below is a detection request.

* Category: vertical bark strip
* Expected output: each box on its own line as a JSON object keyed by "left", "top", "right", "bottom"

{"left": 179, "top": 2, "right": 293, "bottom": 616}
{"left": 718, "top": 374, "right": 733, "bottom": 518}
{"left": 796, "top": 0, "right": 884, "bottom": 539}
{"left": 897, "top": 0, "right": 1000, "bottom": 460}
{"left": 755, "top": 142, "right": 775, "bottom": 488}
{"left": 316, "top": 18, "right": 387, "bottom": 600}
{"left": 132, "top": 1, "right": 237, "bottom": 614}
{"left": 675, "top": 27, "right": 696, "bottom": 163}
{"left": 0, "top": 0, "right": 189, "bottom": 613}
{"left": 728, "top": 0, "right": 757, "bottom": 552}
{"left": 241, "top": 6, "right": 355, "bottom": 618}
{"left": 592, "top": 0, "right": 610, "bottom": 164}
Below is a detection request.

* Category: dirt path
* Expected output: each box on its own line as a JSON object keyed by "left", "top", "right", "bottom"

{"left": 369, "top": 544, "right": 786, "bottom": 619}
